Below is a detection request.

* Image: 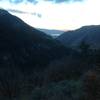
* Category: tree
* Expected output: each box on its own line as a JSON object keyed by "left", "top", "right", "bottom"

{"left": 79, "top": 40, "right": 90, "bottom": 56}
{"left": 83, "top": 66, "right": 100, "bottom": 100}
{"left": 0, "top": 67, "right": 24, "bottom": 100}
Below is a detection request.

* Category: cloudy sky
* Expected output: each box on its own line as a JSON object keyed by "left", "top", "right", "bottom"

{"left": 0, "top": 0, "right": 100, "bottom": 30}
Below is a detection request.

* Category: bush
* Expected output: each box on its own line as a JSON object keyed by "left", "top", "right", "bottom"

{"left": 31, "top": 80, "right": 82, "bottom": 100}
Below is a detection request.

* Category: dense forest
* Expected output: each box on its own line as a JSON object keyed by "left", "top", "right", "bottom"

{"left": 0, "top": 9, "right": 100, "bottom": 100}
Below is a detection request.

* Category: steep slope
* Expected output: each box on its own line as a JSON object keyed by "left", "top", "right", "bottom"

{"left": 0, "top": 9, "right": 68, "bottom": 72}
{"left": 57, "top": 25, "right": 100, "bottom": 49}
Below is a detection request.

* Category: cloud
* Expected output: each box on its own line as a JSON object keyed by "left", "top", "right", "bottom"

{"left": 33, "top": 12, "right": 42, "bottom": 18}
{"left": 44, "top": 0, "right": 84, "bottom": 3}
{"left": 9, "top": 0, "right": 38, "bottom": 5}
{"left": 6, "top": 0, "right": 84, "bottom": 5}
{"left": 27, "top": 0, "right": 38, "bottom": 4}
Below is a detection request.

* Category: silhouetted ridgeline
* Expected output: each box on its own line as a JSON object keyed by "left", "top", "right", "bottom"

{"left": 57, "top": 25, "right": 100, "bottom": 49}
{"left": 0, "top": 9, "right": 71, "bottom": 99}
{"left": 0, "top": 9, "right": 70, "bottom": 72}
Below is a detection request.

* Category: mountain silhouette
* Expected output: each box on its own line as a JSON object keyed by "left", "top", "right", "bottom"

{"left": 0, "top": 9, "right": 68, "bottom": 72}
{"left": 57, "top": 25, "right": 100, "bottom": 49}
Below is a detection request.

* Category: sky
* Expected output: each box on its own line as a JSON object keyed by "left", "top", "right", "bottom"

{"left": 0, "top": 0, "right": 100, "bottom": 30}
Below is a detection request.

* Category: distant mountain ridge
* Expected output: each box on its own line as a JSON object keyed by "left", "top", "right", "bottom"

{"left": 38, "top": 28, "right": 64, "bottom": 38}
{"left": 57, "top": 25, "right": 100, "bottom": 49}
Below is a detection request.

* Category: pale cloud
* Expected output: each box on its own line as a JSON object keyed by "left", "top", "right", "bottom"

{"left": 43, "top": 0, "right": 84, "bottom": 3}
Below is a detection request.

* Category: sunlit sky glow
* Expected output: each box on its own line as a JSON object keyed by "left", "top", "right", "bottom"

{"left": 0, "top": 0, "right": 100, "bottom": 30}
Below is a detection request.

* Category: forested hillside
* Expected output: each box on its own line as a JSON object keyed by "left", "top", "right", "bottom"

{"left": 0, "top": 9, "right": 100, "bottom": 100}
